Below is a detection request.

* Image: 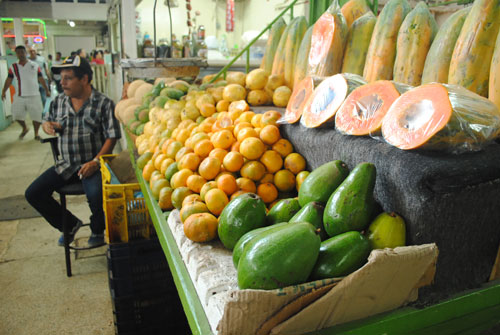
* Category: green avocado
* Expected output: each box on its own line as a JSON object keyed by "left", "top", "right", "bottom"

{"left": 232, "top": 222, "right": 288, "bottom": 269}
{"left": 323, "top": 162, "right": 376, "bottom": 237}
{"left": 160, "top": 87, "right": 185, "bottom": 100}
{"left": 298, "top": 160, "right": 349, "bottom": 207}
{"left": 289, "top": 201, "right": 327, "bottom": 241}
{"left": 266, "top": 198, "right": 301, "bottom": 225}
{"left": 218, "top": 193, "right": 267, "bottom": 250}
{"left": 237, "top": 222, "right": 321, "bottom": 290}
{"left": 367, "top": 212, "right": 406, "bottom": 249}
{"left": 310, "top": 231, "right": 371, "bottom": 280}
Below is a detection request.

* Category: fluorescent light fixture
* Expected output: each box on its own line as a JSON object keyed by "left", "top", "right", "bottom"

{"left": 67, "top": 20, "right": 75, "bottom": 27}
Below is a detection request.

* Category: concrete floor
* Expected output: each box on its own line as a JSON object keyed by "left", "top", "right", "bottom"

{"left": 0, "top": 122, "right": 114, "bottom": 335}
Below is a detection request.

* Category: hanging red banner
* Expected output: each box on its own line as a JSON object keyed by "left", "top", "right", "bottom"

{"left": 226, "top": 0, "right": 234, "bottom": 32}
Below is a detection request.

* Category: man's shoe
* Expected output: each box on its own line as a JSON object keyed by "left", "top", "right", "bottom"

{"left": 87, "top": 233, "right": 105, "bottom": 247}
{"left": 57, "top": 219, "right": 83, "bottom": 247}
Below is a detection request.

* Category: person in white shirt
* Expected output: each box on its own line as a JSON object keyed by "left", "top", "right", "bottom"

{"left": 1, "top": 45, "right": 51, "bottom": 140}
{"left": 29, "top": 47, "right": 51, "bottom": 108}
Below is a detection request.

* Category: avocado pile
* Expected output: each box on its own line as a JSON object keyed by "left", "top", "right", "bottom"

{"left": 218, "top": 160, "right": 407, "bottom": 290}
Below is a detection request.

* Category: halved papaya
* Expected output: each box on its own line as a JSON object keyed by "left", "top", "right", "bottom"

{"left": 382, "top": 83, "right": 500, "bottom": 151}
{"left": 335, "top": 80, "right": 411, "bottom": 136}
{"left": 283, "top": 76, "right": 325, "bottom": 124}
{"left": 300, "top": 73, "right": 366, "bottom": 128}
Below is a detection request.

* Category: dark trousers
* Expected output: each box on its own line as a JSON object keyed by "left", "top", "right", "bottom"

{"left": 25, "top": 167, "right": 105, "bottom": 234}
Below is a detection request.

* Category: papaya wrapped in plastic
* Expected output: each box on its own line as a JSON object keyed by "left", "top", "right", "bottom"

{"left": 281, "top": 76, "right": 325, "bottom": 125}
{"left": 307, "top": 0, "right": 348, "bottom": 78}
{"left": 300, "top": 73, "right": 366, "bottom": 128}
{"left": 382, "top": 83, "right": 500, "bottom": 153}
{"left": 260, "top": 18, "right": 287, "bottom": 74}
{"left": 335, "top": 80, "right": 411, "bottom": 136}
{"left": 293, "top": 26, "right": 314, "bottom": 89}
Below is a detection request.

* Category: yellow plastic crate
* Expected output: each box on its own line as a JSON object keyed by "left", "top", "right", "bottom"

{"left": 101, "top": 154, "right": 154, "bottom": 243}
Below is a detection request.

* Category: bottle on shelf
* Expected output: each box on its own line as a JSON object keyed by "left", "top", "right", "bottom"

{"left": 196, "top": 25, "right": 207, "bottom": 59}
{"left": 171, "top": 34, "right": 182, "bottom": 58}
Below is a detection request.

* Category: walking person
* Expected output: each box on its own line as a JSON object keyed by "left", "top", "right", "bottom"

{"left": 52, "top": 52, "right": 63, "bottom": 93}
{"left": 25, "top": 55, "right": 121, "bottom": 247}
{"left": 1, "top": 45, "right": 50, "bottom": 140}
{"left": 28, "top": 46, "right": 52, "bottom": 109}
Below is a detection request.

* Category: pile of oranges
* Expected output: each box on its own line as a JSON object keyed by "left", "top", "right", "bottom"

{"left": 138, "top": 95, "right": 309, "bottom": 243}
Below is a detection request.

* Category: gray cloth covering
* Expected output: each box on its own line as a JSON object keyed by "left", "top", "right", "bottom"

{"left": 280, "top": 122, "right": 500, "bottom": 302}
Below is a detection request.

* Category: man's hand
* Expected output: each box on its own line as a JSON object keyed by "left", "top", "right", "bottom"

{"left": 78, "top": 160, "right": 99, "bottom": 179}
{"left": 46, "top": 90, "right": 51, "bottom": 98}
{"left": 42, "top": 121, "right": 62, "bottom": 136}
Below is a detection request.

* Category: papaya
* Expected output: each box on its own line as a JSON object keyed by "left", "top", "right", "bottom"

{"left": 341, "top": 11, "right": 377, "bottom": 76}
{"left": 310, "top": 231, "right": 371, "bottom": 280}
{"left": 323, "top": 162, "right": 376, "bottom": 237}
{"left": 266, "top": 198, "right": 301, "bottom": 226}
{"left": 448, "top": 0, "right": 500, "bottom": 97}
{"left": 261, "top": 18, "right": 287, "bottom": 74}
{"left": 283, "top": 16, "right": 308, "bottom": 90}
{"left": 307, "top": 0, "right": 348, "bottom": 77}
{"left": 237, "top": 222, "right": 321, "bottom": 290}
{"left": 284, "top": 76, "right": 325, "bottom": 124}
{"left": 217, "top": 193, "right": 267, "bottom": 250}
{"left": 382, "top": 83, "right": 500, "bottom": 152}
{"left": 341, "top": 0, "right": 372, "bottom": 29}
{"left": 393, "top": 2, "right": 437, "bottom": 86}
{"left": 271, "top": 23, "right": 292, "bottom": 76}
{"left": 293, "top": 26, "right": 314, "bottom": 89}
{"left": 298, "top": 160, "right": 349, "bottom": 207}
{"left": 335, "top": 80, "right": 411, "bottom": 136}
{"left": 489, "top": 29, "right": 500, "bottom": 110}
{"left": 363, "top": 0, "right": 412, "bottom": 82}
{"left": 421, "top": 7, "right": 470, "bottom": 85}
{"left": 289, "top": 202, "right": 327, "bottom": 241}
{"left": 367, "top": 212, "right": 406, "bottom": 249}
{"left": 300, "top": 73, "right": 366, "bottom": 128}
{"left": 232, "top": 222, "right": 288, "bottom": 268}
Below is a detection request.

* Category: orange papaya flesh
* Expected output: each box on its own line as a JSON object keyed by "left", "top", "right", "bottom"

{"left": 382, "top": 83, "right": 500, "bottom": 151}
{"left": 335, "top": 80, "right": 410, "bottom": 136}
{"left": 301, "top": 73, "right": 366, "bottom": 128}
{"left": 284, "top": 76, "right": 325, "bottom": 124}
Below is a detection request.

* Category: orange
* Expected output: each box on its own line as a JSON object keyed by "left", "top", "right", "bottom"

{"left": 171, "top": 128, "right": 180, "bottom": 140}
{"left": 240, "top": 161, "right": 266, "bottom": 181}
{"left": 183, "top": 213, "right": 218, "bottom": 242}
{"left": 170, "top": 169, "right": 194, "bottom": 189}
{"left": 254, "top": 127, "right": 262, "bottom": 137}
{"left": 259, "top": 173, "right": 274, "bottom": 184}
{"left": 217, "top": 174, "right": 238, "bottom": 196}
{"left": 233, "top": 121, "right": 252, "bottom": 137}
{"left": 284, "top": 153, "right": 306, "bottom": 174}
{"left": 188, "top": 132, "right": 209, "bottom": 149}
{"left": 179, "top": 201, "right": 209, "bottom": 223}
{"left": 228, "top": 110, "right": 243, "bottom": 122}
{"left": 236, "top": 127, "right": 259, "bottom": 143}
{"left": 260, "top": 110, "right": 282, "bottom": 127}
{"left": 194, "top": 139, "right": 214, "bottom": 158}
{"left": 211, "top": 116, "right": 234, "bottom": 133}
{"left": 153, "top": 153, "right": 167, "bottom": 170}
{"left": 178, "top": 152, "right": 201, "bottom": 171}
{"left": 158, "top": 187, "right": 174, "bottom": 210}
{"left": 184, "top": 137, "right": 194, "bottom": 150}
{"left": 198, "top": 157, "right": 221, "bottom": 180}
{"left": 198, "top": 121, "right": 214, "bottom": 133}
{"left": 161, "top": 138, "right": 174, "bottom": 154}
{"left": 142, "top": 161, "right": 156, "bottom": 182}
{"left": 296, "top": 171, "right": 310, "bottom": 191}
{"left": 166, "top": 141, "right": 183, "bottom": 159}
{"left": 151, "top": 178, "right": 170, "bottom": 200}
{"left": 274, "top": 169, "right": 296, "bottom": 192}
{"left": 259, "top": 125, "right": 281, "bottom": 145}
{"left": 239, "top": 137, "right": 266, "bottom": 160}
{"left": 236, "top": 177, "right": 256, "bottom": 193}
{"left": 160, "top": 157, "right": 175, "bottom": 175}
{"left": 211, "top": 129, "right": 235, "bottom": 149}
{"left": 186, "top": 174, "right": 207, "bottom": 193}
{"left": 149, "top": 171, "right": 165, "bottom": 189}
{"left": 257, "top": 183, "right": 278, "bottom": 203}
{"left": 239, "top": 111, "right": 256, "bottom": 123}
{"left": 178, "top": 119, "right": 195, "bottom": 129}
{"left": 151, "top": 149, "right": 162, "bottom": 162}
{"left": 251, "top": 114, "right": 263, "bottom": 128}
{"left": 204, "top": 188, "right": 229, "bottom": 216}
{"left": 209, "top": 148, "right": 228, "bottom": 162}
{"left": 200, "top": 103, "right": 216, "bottom": 117}
{"left": 231, "top": 141, "right": 240, "bottom": 152}
{"left": 228, "top": 100, "right": 249, "bottom": 114}
{"left": 187, "top": 122, "right": 198, "bottom": 133}
{"left": 216, "top": 99, "right": 230, "bottom": 113}
{"left": 231, "top": 190, "right": 249, "bottom": 201}
{"left": 182, "top": 194, "right": 203, "bottom": 207}
{"left": 200, "top": 181, "right": 217, "bottom": 201}
{"left": 272, "top": 139, "right": 294, "bottom": 158}
{"left": 260, "top": 150, "right": 283, "bottom": 173}
{"left": 176, "top": 129, "right": 191, "bottom": 144}
{"left": 222, "top": 151, "right": 245, "bottom": 172}
{"left": 175, "top": 147, "right": 194, "bottom": 162}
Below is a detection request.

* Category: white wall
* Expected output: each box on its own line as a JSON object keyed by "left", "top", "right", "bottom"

{"left": 42, "top": 24, "right": 105, "bottom": 58}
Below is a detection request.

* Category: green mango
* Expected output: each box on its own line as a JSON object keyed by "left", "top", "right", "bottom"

{"left": 238, "top": 222, "right": 321, "bottom": 290}
{"left": 218, "top": 193, "right": 267, "bottom": 250}
{"left": 232, "top": 222, "right": 289, "bottom": 268}
{"left": 311, "top": 231, "right": 372, "bottom": 280}
{"left": 161, "top": 87, "right": 185, "bottom": 100}
{"left": 323, "top": 162, "right": 376, "bottom": 237}
{"left": 199, "top": 83, "right": 214, "bottom": 90}
{"left": 289, "top": 202, "right": 327, "bottom": 241}
{"left": 164, "top": 162, "right": 179, "bottom": 181}
{"left": 266, "top": 198, "right": 301, "bottom": 225}
{"left": 151, "top": 81, "right": 165, "bottom": 96}
{"left": 169, "top": 80, "right": 191, "bottom": 93}
{"left": 154, "top": 95, "right": 170, "bottom": 108}
{"left": 136, "top": 152, "right": 153, "bottom": 170}
{"left": 135, "top": 123, "right": 145, "bottom": 135}
{"left": 298, "top": 160, "right": 349, "bottom": 207}
{"left": 367, "top": 212, "right": 406, "bottom": 249}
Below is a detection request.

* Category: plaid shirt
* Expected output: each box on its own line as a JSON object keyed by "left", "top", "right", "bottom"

{"left": 44, "top": 89, "right": 121, "bottom": 179}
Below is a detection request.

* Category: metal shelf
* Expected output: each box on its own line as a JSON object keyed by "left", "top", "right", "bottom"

{"left": 120, "top": 58, "right": 208, "bottom": 79}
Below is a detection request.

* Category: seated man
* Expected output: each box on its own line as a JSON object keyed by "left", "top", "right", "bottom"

{"left": 25, "top": 56, "right": 121, "bottom": 247}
